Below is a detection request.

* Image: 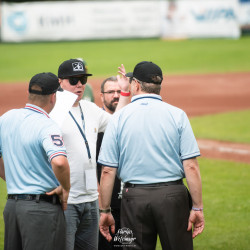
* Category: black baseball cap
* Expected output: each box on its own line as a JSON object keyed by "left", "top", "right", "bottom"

{"left": 58, "top": 59, "right": 92, "bottom": 78}
{"left": 126, "top": 61, "right": 163, "bottom": 84}
{"left": 29, "top": 72, "right": 60, "bottom": 95}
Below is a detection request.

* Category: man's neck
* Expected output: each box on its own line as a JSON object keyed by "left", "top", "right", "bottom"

{"left": 73, "top": 101, "right": 79, "bottom": 107}
{"left": 29, "top": 101, "right": 51, "bottom": 114}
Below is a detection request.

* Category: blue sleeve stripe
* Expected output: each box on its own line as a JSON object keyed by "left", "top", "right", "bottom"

{"left": 49, "top": 152, "right": 67, "bottom": 161}
{"left": 181, "top": 152, "right": 200, "bottom": 160}
{"left": 97, "top": 160, "right": 118, "bottom": 168}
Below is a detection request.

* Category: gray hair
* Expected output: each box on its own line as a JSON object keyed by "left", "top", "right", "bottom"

{"left": 134, "top": 78, "right": 161, "bottom": 95}
{"left": 101, "top": 76, "right": 117, "bottom": 93}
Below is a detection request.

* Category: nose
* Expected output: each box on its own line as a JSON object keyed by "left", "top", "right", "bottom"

{"left": 76, "top": 80, "right": 83, "bottom": 87}
{"left": 114, "top": 91, "right": 120, "bottom": 97}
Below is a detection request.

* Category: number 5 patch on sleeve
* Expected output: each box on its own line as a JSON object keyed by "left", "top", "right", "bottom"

{"left": 50, "top": 135, "right": 64, "bottom": 147}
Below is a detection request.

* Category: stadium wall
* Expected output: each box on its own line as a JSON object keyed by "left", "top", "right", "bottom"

{"left": 0, "top": 0, "right": 246, "bottom": 42}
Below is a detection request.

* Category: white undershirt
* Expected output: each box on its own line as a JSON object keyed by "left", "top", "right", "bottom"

{"left": 61, "top": 100, "right": 110, "bottom": 204}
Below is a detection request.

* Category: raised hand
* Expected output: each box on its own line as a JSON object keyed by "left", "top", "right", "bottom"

{"left": 117, "top": 64, "right": 129, "bottom": 92}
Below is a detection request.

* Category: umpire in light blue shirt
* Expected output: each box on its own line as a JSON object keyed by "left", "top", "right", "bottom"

{"left": 98, "top": 61, "right": 205, "bottom": 250}
{"left": 0, "top": 72, "right": 70, "bottom": 250}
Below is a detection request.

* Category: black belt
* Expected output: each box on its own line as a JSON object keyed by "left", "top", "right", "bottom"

{"left": 124, "top": 179, "right": 183, "bottom": 188}
{"left": 7, "top": 194, "right": 60, "bottom": 205}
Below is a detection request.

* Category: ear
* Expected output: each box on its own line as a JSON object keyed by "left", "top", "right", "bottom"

{"left": 50, "top": 92, "right": 56, "bottom": 104}
{"left": 100, "top": 92, "right": 104, "bottom": 104}
{"left": 136, "top": 81, "right": 140, "bottom": 91}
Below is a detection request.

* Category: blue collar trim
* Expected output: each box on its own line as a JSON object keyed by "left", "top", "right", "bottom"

{"left": 24, "top": 104, "right": 50, "bottom": 118}
{"left": 131, "top": 94, "right": 162, "bottom": 103}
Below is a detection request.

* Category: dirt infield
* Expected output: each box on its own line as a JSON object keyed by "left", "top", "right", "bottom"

{"left": 1, "top": 72, "right": 250, "bottom": 163}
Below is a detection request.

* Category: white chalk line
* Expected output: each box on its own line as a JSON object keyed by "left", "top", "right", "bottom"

{"left": 198, "top": 144, "right": 250, "bottom": 155}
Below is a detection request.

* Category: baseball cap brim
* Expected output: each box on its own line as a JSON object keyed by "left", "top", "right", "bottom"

{"left": 125, "top": 72, "right": 133, "bottom": 78}
{"left": 67, "top": 73, "right": 93, "bottom": 77}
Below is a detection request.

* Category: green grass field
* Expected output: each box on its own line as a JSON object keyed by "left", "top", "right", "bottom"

{"left": 1, "top": 158, "right": 249, "bottom": 250}
{"left": 0, "top": 37, "right": 250, "bottom": 82}
{"left": 156, "top": 158, "right": 250, "bottom": 250}
{"left": 0, "top": 37, "right": 250, "bottom": 249}
{"left": 190, "top": 110, "right": 250, "bottom": 144}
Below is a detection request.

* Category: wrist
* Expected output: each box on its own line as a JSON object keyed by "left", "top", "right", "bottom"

{"left": 63, "top": 184, "right": 71, "bottom": 192}
{"left": 99, "top": 207, "right": 111, "bottom": 214}
{"left": 120, "top": 91, "right": 130, "bottom": 97}
{"left": 192, "top": 206, "right": 203, "bottom": 211}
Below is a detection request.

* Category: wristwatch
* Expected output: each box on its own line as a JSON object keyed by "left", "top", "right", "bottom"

{"left": 99, "top": 207, "right": 111, "bottom": 213}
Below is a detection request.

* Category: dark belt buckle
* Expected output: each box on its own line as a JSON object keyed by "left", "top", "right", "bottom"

{"left": 36, "top": 194, "right": 40, "bottom": 203}
{"left": 52, "top": 195, "right": 56, "bottom": 205}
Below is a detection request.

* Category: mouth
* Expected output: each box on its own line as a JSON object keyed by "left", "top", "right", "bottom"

{"left": 112, "top": 99, "right": 119, "bottom": 104}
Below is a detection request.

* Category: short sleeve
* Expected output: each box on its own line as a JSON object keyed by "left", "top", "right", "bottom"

{"left": 179, "top": 112, "right": 200, "bottom": 160}
{"left": 98, "top": 108, "right": 111, "bottom": 133}
{"left": 41, "top": 121, "right": 67, "bottom": 162}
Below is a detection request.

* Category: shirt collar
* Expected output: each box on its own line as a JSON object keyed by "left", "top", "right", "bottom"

{"left": 131, "top": 94, "right": 162, "bottom": 103}
{"left": 24, "top": 104, "right": 50, "bottom": 118}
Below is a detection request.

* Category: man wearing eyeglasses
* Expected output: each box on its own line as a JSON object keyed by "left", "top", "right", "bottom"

{"left": 97, "top": 76, "right": 122, "bottom": 249}
{"left": 100, "top": 76, "right": 121, "bottom": 113}
{"left": 57, "top": 59, "right": 130, "bottom": 250}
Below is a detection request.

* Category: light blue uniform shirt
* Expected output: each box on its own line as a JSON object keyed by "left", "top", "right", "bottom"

{"left": 98, "top": 94, "right": 200, "bottom": 184}
{"left": 0, "top": 104, "right": 67, "bottom": 194}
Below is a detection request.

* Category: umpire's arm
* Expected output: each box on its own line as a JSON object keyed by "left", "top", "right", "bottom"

{"left": 100, "top": 166, "right": 116, "bottom": 208}
{"left": 51, "top": 155, "right": 70, "bottom": 192}
{"left": 183, "top": 157, "right": 205, "bottom": 238}
{"left": 99, "top": 166, "right": 117, "bottom": 242}
{"left": 47, "top": 156, "right": 71, "bottom": 210}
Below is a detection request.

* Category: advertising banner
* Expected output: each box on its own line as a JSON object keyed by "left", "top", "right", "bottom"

{"left": 1, "top": 0, "right": 241, "bottom": 42}
{"left": 239, "top": 0, "right": 250, "bottom": 29}
{"left": 161, "top": 0, "right": 240, "bottom": 39}
{"left": 1, "top": 1, "right": 162, "bottom": 42}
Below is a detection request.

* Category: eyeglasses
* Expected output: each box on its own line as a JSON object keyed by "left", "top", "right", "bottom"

{"left": 64, "top": 76, "right": 88, "bottom": 86}
{"left": 102, "top": 90, "right": 121, "bottom": 95}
